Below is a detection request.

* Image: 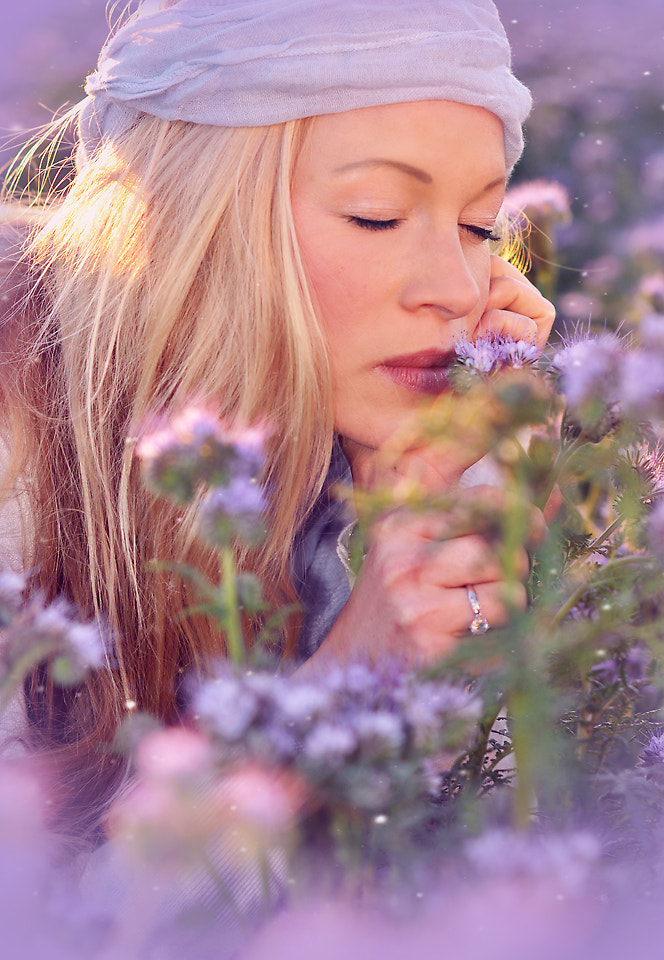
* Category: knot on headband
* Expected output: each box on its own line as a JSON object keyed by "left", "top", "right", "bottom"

{"left": 80, "top": 0, "right": 531, "bottom": 170}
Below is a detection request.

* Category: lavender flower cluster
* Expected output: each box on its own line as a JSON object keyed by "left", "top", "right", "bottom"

{"left": 0, "top": 569, "right": 105, "bottom": 692}
{"left": 136, "top": 407, "right": 268, "bottom": 545}
{"left": 454, "top": 333, "right": 540, "bottom": 378}
{"left": 543, "top": 321, "right": 664, "bottom": 441}
{"left": 464, "top": 828, "right": 600, "bottom": 896}
{"left": 193, "top": 662, "right": 479, "bottom": 812}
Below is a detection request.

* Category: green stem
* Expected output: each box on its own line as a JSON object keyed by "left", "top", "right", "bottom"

{"left": 552, "top": 555, "right": 652, "bottom": 626}
{"left": 221, "top": 546, "right": 244, "bottom": 664}
{"left": 585, "top": 514, "right": 624, "bottom": 554}
{"left": 467, "top": 705, "right": 503, "bottom": 793}
{"left": 0, "top": 641, "right": 60, "bottom": 717}
{"left": 509, "top": 691, "right": 535, "bottom": 832}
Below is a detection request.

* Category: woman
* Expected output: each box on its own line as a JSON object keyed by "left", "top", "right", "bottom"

{"left": 0, "top": 0, "right": 553, "bottom": 829}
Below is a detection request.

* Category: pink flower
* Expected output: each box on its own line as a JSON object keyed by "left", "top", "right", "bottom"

{"left": 136, "top": 727, "right": 212, "bottom": 780}
{"left": 503, "top": 179, "right": 572, "bottom": 226}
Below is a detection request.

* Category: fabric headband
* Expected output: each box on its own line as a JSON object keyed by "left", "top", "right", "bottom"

{"left": 79, "top": 0, "right": 531, "bottom": 171}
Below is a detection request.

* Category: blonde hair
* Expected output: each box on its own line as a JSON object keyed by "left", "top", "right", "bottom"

{"left": 1, "top": 115, "right": 335, "bottom": 828}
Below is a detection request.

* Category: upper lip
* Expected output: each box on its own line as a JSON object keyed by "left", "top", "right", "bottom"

{"left": 380, "top": 348, "right": 457, "bottom": 369}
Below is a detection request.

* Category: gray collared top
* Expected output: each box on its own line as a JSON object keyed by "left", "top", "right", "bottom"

{"left": 291, "top": 439, "right": 356, "bottom": 663}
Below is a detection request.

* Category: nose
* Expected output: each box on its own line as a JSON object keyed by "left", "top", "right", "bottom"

{"left": 399, "top": 226, "right": 484, "bottom": 329}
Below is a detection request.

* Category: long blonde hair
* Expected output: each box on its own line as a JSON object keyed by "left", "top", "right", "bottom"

{"left": 1, "top": 114, "right": 334, "bottom": 824}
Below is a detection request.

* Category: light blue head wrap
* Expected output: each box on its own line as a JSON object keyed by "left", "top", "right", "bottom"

{"left": 79, "top": 0, "right": 531, "bottom": 170}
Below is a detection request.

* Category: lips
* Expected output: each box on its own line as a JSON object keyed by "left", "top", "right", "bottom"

{"left": 378, "top": 348, "right": 457, "bottom": 395}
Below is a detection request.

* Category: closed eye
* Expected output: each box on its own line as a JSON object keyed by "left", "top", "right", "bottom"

{"left": 347, "top": 216, "right": 402, "bottom": 231}
{"left": 462, "top": 223, "right": 501, "bottom": 242}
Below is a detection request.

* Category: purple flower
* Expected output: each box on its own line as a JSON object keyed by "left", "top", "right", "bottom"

{"left": 639, "top": 314, "right": 664, "bottom": 352}
{"left": 454, "top": 333, "right": 540, "bottom": 378}
{"left": 269, "top": 682, "right": 332, "bottom": 724}
{"left": 303, "top": 723, "right": 357, "bottom": 767}
{"left": 637, "top": 276, "right": 664, "bottom": 314}
{"left": 199, "top": 475, "right": 266, "bottom": 546}
{"left": 135, "top": 406, "right": 269, "bottom": 503}
{"left": 591, "top": 643, "right": 651, "bottom": 686}
{"left": 25, "top": 599, "right": 106, "bottom": 683}
{"left": 194, "top": 675, "right": 259, "bottom": 741}
{"left": 0, "top": 593, "right": 106, "bottom": 691}
{"left": 546, "top": 331, "right": 628, "bottom": 440}
{"left": 619, "top": 351, "right": 664, "bottom": 418}
{"left": 637, "top": 733, "right": 664, "bottom": 780}
{"left": 192, "top": 661, "right": 479, "bottom": 788}
{"left": 548, "top": 332, "right": 625, "bottom": 407}
{"left": 464, "top": 829, "right": 600, "bottom": 895}
{"left": 353, "top": 711, "right": 405, "bottom": 756}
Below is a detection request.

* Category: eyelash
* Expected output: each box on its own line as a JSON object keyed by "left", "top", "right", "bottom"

{"left": 347, "top": 216, "right": 401, "bottom": 231}
{"left": 462, "top": 224, "right": 501, "bottom": 243}
{"left": 347, "top": 216, "right": 500, "bottom": 242}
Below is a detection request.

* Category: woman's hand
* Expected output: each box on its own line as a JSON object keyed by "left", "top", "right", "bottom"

{"left": 474, "top": 255, "right": 556, "bottom": 349}
{"left": 302, "top": 439, "right": 546, "bottom": 674}
{"left": 319, "top": 487, "right": 543, "bottom": 670}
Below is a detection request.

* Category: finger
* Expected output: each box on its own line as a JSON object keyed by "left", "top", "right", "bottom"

{"left": 398, "top": 581, "right": 527, "bottom": 653}
{"left": 416, "top": 535, "right": 530, "bottom": 588}
{"left": 479, "top": 258, "right": 556, "bottom": 349}
{"left": 389, "top": 441, "right": 493, "bottom": 493}
{"left": 475, "top": 307, "right": 540, "bottom": 344}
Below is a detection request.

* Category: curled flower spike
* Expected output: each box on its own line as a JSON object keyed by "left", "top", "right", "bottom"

{"left": 454, "top": 332, "right": 540, "bottom": 379}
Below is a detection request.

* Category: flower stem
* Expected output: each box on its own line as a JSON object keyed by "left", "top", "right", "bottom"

{"left": 221, "top": 546, "right": 244, "bottom": 664}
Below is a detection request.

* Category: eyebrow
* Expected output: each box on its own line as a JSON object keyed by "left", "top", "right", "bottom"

{"left": 332, "top": 159, "right": 507, "bottom": 195}
{"left": 332, "top": 159, "right": 433, "bottom": 183}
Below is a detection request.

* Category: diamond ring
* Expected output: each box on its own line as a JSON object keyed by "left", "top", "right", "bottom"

{"left": 466, "top": 585, "right": 490, "bottom": 635}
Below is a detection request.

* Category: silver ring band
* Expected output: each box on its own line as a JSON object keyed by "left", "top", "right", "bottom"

{"left": 466, "top": 586, "right": 490, "bottom": 635}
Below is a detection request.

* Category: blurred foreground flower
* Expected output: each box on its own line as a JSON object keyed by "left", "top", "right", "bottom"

{"left": 199, "top": 476, "right": 266, "bottom": 546}
{"left": 135, "top": 406, "right": 269, "bottom": 510}
{"left": 193, "top": 661, "right": 479, "bottom": 832}
{"left": 0, "top": 570, "right": 106, "bottom": 710}
{"left": 135, "top": 407, "right": 272, "bottom": 663}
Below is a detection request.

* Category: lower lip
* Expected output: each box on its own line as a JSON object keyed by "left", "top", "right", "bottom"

{"left": 378, "top": 364, "right": 452, "bottom": 395}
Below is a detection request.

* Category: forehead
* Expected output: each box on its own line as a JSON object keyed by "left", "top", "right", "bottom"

{"left": 296, "top": 100, "right": 506, "bottom": 185}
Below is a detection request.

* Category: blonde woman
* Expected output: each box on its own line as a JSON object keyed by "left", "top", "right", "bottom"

{"left": 0, "top": 0, "right": 554, "bottom": 832}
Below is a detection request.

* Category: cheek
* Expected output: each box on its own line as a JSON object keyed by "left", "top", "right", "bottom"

{"left": 297, "top": 229, "right": 382, "bottom": 341}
